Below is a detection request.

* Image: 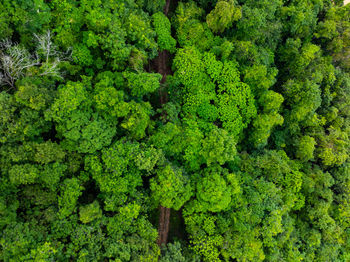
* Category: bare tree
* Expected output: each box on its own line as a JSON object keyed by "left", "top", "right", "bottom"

{"left": 0, "top": 31, "right": 71, "bottom": 88}
{"left": 34, "top": 30, "right": 71, "bottom": 63}
{"left": 0, "top": 40, "right": 40, "bottom": 87}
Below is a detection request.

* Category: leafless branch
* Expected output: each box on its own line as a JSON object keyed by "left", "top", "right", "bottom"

{"left": 0, "top": 30, "right": 71, "bottom": 88}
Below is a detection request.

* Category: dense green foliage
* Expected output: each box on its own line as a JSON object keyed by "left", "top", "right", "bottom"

{"left": 0, "top": 0, "right": 350, "bottom": 261}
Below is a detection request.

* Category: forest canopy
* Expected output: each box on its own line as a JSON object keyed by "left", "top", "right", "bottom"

{"left": 0, "top": 0, "right": 350, "bottom": 261}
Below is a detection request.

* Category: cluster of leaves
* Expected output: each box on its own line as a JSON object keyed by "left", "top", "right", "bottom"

{"left": 152, "top": 12, "right": 177, "bottom": 53}
{"left": 0, "top": 0, "right": 350, "bottom": 261}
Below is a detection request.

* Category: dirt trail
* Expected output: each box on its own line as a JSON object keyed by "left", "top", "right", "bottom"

{"left": 164, "top": 0, "right": 171, "bottom": 15}
{"left": 156, "top": 0, "right": 172, "bottom": 247}
{"left": 154, "top": 50, "right": 171, "bottom": 105}
{"left": 157, "top": 206, "right": 171, "bottom": 246}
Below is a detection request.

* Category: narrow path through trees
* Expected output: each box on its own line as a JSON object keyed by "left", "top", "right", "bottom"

{"left": 155, "top": 0, "right": 173, "bottom": 247}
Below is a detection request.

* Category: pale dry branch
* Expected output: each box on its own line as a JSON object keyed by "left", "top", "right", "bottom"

{"left": 0, "top": 31, "right": 71, "bottom": 88}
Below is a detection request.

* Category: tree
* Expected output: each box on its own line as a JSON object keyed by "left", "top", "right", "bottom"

{"left": 79, "top": 201, "right": 102, "bottom": 224}
{"left": 315, "top": 5, "right": 350, "bottom": 72}
{"left": 206, "top": 0, "right": 241, "bottom": 33}
{"left": 47, "top": 78, "right": 117, "bottom": 153}
{"left": 295, "top": 135, "right": 316, "bottom": 161}
{"left": 174, "top": 2, "right": 216, "bottom": 51}
{"left": 150, "top": 164, "right": 192, "bottom": 210}
{"left": 58, "top": 178, "right": 83, "bottom": 219}
{"left": 123, "top": 71, "right": 161, "bottom": 97}
{"left": 172, "top": 46, "right": 256, "bottom": 139}
{"left": 152, "top": 12, "right": 176, "bottom": 53}
{"left": 185, "top": 166, "right": 240, "bottom": 214}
